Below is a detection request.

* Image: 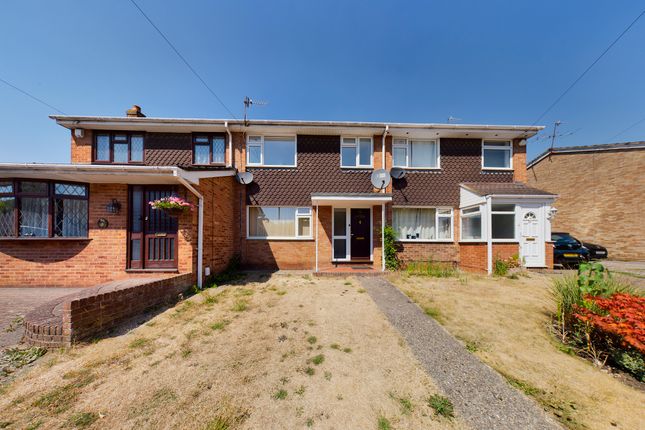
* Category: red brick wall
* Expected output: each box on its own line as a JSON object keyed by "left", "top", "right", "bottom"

{"left": 397, "top": 243, "right": 459, "bottom": 265}
{"left": 0, "top": 184, "right": 196, "bottom": 287}
{"left": 459, "top": 242, "right": 520, "bottom": 273}
{"left": 243, "top": 240, "right": 315, "bottom": 270}
{"left": 513, "top": 139, "right": 527, "bottom": 182}
{"left": 545, "top": 241, "right": 554, "bottom": 269}
{"left": 71, "top": 129, "right": 93, "bottom": 163}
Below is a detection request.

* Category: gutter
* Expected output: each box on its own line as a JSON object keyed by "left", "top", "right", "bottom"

{"left": 175, "top": 173, "right": 204, "bottom": 289}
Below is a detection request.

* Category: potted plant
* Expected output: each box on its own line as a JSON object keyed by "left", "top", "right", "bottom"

{"left": 148, "top": 196, "right": 194, "bottom": 218}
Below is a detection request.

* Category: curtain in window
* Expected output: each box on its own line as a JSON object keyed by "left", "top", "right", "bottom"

{"left": 55, "top": 199, "right": 88, "bottom": 237}
{"left": 19, "top": 197, "right": 48, "bottom": 237}
{"left": 410, "top": 141, "right": 437, "bottom": 167}
{"left": 393, "top": 208, "right": 435, "bottom": 240}
{"left": 249, "top": 207, "right": 296, "bottom": 237}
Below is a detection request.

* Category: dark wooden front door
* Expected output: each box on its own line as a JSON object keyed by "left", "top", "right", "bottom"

{"left": 128, "top": 186, "right": 178, "bottom": 269}
{"left": 350, "top": 208, "right": 370, "bottom": 260}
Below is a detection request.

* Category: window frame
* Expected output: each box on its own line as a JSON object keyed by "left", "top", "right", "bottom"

{"left": 93, "top": 132, "right": 145, "bottom": 164}
{"left": 246, "top": 135, "right": 297, "bottom": 167}
{"left": 392, "top": 138, "right": 441, "bottom": 169}
{"left": 246, "top": 205, "right": 313, "bottom": 240}
{"left": 481, "top": 140, "right": 513, "bottom": 170}
{"left": 0, "top": 179, "right": 89, "bottom": 239}
{"left": 460, "top": 205, "right": 484, "bottom": 242}
{"left": 490, "top": 203, "right": 517, "bottom": 242}
{"left": 192, "top": 134, "right": 227, "bottom": 165}
{"left": 340, "top": 136, "right": 374, "bottom": 169}
{"left": 392, "top": 206, "right": 453, "bottom": 243}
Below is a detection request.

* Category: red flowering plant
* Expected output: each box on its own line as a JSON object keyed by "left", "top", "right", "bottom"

{"left": 148, "top": 196, "right": 194, "bottom": 216}
{"left": 573, "top": 293, "right": 645, "bottom": 355}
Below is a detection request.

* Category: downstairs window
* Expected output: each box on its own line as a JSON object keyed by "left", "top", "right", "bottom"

{"left": 248, "top": 206, "right": 312, "bottom": 239}
{"left": 392, "top": 207, "right": 452, "bottom": 241}
{"left": 0, "top": 180, "right": 88, "bottom": 238}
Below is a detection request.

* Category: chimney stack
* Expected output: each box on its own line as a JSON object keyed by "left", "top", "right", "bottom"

{"left": 126, "top": 105, "right": 146, "bottom": 118}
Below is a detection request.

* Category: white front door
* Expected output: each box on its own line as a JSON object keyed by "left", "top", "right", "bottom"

{"left": 519, "top": 205, "right": 545, "bottom": 267}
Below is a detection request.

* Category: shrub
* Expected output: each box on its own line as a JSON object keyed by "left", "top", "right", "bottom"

{"left": 427, "top": 394, "right": 454, "bottom": 418}
{"left": 382, "top": 226, "right": 400, "bottom": 270}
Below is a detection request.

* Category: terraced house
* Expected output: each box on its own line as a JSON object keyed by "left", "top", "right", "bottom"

{"left": 0, "top": 106, "right": 557, "bottom": 288}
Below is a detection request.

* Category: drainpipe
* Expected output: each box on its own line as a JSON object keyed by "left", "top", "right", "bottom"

{"left": 315, "top": 204, "right": 319, "bottom": 272}
{"left": 381, "top": 125, "right": 389, "bottom": 193}
{"left": 486, "top": 196, "right": 493, "bottom": 275}
{"left": 381, "top": 126, "right": 389, "bottom": 271}
{"left": 225, "top": 121, "right": 233, "bottom": 168}
{"left": 176, "top": 174, "right": 204, "bottom": 289}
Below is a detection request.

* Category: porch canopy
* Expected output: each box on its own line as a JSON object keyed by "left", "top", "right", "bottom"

{"left": 0, "top": 163, "right": 235, "bottom": 185}
{"left": 311, "top": 192, "right": 392, "bottom": 207}
{"left": 459, "top": 182, "right": 557, "bottom": 202}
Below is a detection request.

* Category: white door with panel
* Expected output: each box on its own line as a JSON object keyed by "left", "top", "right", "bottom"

{"left": 519, "top": 205, "right": 545, "bottom": 267}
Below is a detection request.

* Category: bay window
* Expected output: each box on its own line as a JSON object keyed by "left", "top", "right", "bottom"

{"left": 393, "top": 207, "right": 452, "bottom": 241}
{"left": 0, "top": 180, "right": 88, "bottom": 238}
{"left": 193, "top": 134, "right": 226, "bottom": 165}
{"left": 248, "top": 206, "right": 312, "bottom": 239}
{"left": 95, "top": 133, "right": 144, "bottom": 163}
{"left": 341, "top": 137, "right": 372, "bottom": 168}
{"left": 461, "top": 206, "right": 482, "bottom": 240}
{"left": 482, "top": 140, "right": 512, "bottom": 169}
{"left": 247, "top": 136, "right": 297, "bottom": 167}
{"left": 491, "top": 204, "right": 515, "bottom": 240}
{"left": 393, "top": 139, "right": 439, "bottom": 168}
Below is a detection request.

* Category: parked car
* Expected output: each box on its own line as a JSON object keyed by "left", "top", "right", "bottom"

{"left": 552, "top": 232, "right": 589, "bottom": 268}
{"left": 581, "top": 241, "right": 608, "bottom": 260}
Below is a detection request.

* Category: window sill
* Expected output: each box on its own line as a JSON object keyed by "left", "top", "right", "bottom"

{"left": 246, "top": 165, "right": 297, "bottom": 168}
{"left": 0, "top": 237, "right": 92, "bottom": 241}
{"left": 247, "top": 237, "right": 314, "bottom": 241}
{"left": 125, "top": 268, "right": 179, "bottom": 273}
{"left": 396, "top": 240, "right": 454, "bottom": 243}
{"left": 340, "top": 166, "right": 373, "bottom": 170}
{"left": 482, "top": 167, "right": 514, "bottom": 171}
{"left": 393, "top": 167, "right": 441, "bottom": 171}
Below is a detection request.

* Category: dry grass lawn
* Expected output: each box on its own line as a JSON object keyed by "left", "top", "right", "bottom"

{"left": 0, "top": 274, "right": 463, "bottom": 430}
{"left": 390, "top": 272, "right": 645, "bottom": 430}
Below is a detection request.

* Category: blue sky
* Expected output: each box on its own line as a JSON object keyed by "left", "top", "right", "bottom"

{"left": 1, "top": 1, "right": 644, "bottom": 163}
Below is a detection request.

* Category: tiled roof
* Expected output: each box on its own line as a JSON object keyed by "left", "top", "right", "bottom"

{"left": 392, "top": 139, "right": 514, "bottom": 206}
{"left": 460, "top": 182, "right": 556, "bottom": 196}
{"left": 527, "top": 141, "right": 645, "bottom": 167}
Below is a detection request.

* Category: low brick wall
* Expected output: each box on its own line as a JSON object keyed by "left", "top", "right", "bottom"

{"left": 24, "top": 274, "right": 192, "bottom": 347}
{"left": 459, "top": 242, "right": 520, "bottom": 273}
{"left": 396, "top": 242, "right": 459, "bottom": 266}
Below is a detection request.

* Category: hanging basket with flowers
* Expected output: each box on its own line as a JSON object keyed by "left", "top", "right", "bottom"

{"left": 148, "top": 196, "right": 194, "bottom": 218}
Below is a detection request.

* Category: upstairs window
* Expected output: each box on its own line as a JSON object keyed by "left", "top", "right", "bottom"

{"left": 95, "top": 133, "right": 144, "bottom": 163}
{"left": 248, "top": 206, "right": 312, "bottom": 239}
{"left": 0, "top": 180, "right": 88, "bottom": 238}
{"left": 341, "top": 137, "right": 372, "bottom": 168}
{"left": 393, "top": 139, "right": 439, "bottom": 168}
{"left": 393, "top": 207, "right": 452, "bottom": 241}
{"left": 482, "top": 140, "right": 512, "bottom": 169}
{"left": 247, "top": 136, "right": 297, "bottom": 167}
{"left": 193, "top": 134, "right": 226, "bottom": 165}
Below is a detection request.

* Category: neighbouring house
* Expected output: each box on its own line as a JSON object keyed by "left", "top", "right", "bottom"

{"left": 528, "top": 141, "right": 645, "bottom": 261}
{"left": 0, "top": 106, "right": 557, "bottom": 288}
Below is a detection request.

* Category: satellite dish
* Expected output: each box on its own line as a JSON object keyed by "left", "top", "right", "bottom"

{"left": 390, "top": 167, "right": 406, "bottom": 180}
{"left": 235, "top": 171, "right": 254, "bottom": 185}
{"left": 370, "top": 169, "right": 391, "bottom": 190}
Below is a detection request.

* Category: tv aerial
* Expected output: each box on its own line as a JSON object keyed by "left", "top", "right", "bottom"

{"left": 390, "top": 167, "right": 406, "bottom": 180}
{"left": 235, "top": 171, "right": 254, "bottom": 185}
{"left": 447, "top": 116, "right": 462, "bottom": 123}
{"left": 243, "top": 96, "right": 268, "bottom": 124}
{"left": 371, "top": 169, "right": 391, "bottom": 190}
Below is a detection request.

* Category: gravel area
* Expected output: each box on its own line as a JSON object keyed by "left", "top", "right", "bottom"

{"left": 360, "top": 277, "right": 561, "bottom": 430}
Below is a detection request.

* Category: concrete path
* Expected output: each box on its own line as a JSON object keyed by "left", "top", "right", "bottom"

{"left": 0, "top": 287, "right": 83, "bottom": 349}
{"left": 360, "top": 277, "right": 561, "bottom": 430}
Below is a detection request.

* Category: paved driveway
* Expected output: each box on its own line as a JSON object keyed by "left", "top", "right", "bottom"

{"left": 0, "top": 288, "right": 83, "bottom": 349}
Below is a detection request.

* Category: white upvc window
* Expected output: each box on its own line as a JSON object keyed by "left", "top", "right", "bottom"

{"left": 482, "top": 140, "right": 513, "bottom": 169}
{"left": 460, "top": 206, "right": 482, "bottom": 241}
{"left": 392, "top": 138, "right": 440, "bottom": 169}
{"left": 247, "top": 206, "right": 312, "bottom": 239}
{"left": 491, "top": 203, "right": 516, "bottom": 241}
{"left": 341, "top": 137, "right": 373, "bottom": 168}
{"left": 246, "top": 135, "right": 297, "bottom": 167}
{"left": 392, "top": 207, "right": 453, "bottom": 242}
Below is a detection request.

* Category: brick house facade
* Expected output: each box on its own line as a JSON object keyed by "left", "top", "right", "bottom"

{"left": 528, "top": 142, "right": 645, "bottom": 261}
{"left": 0, "top": 107, "right": 556, "bottom": 287}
